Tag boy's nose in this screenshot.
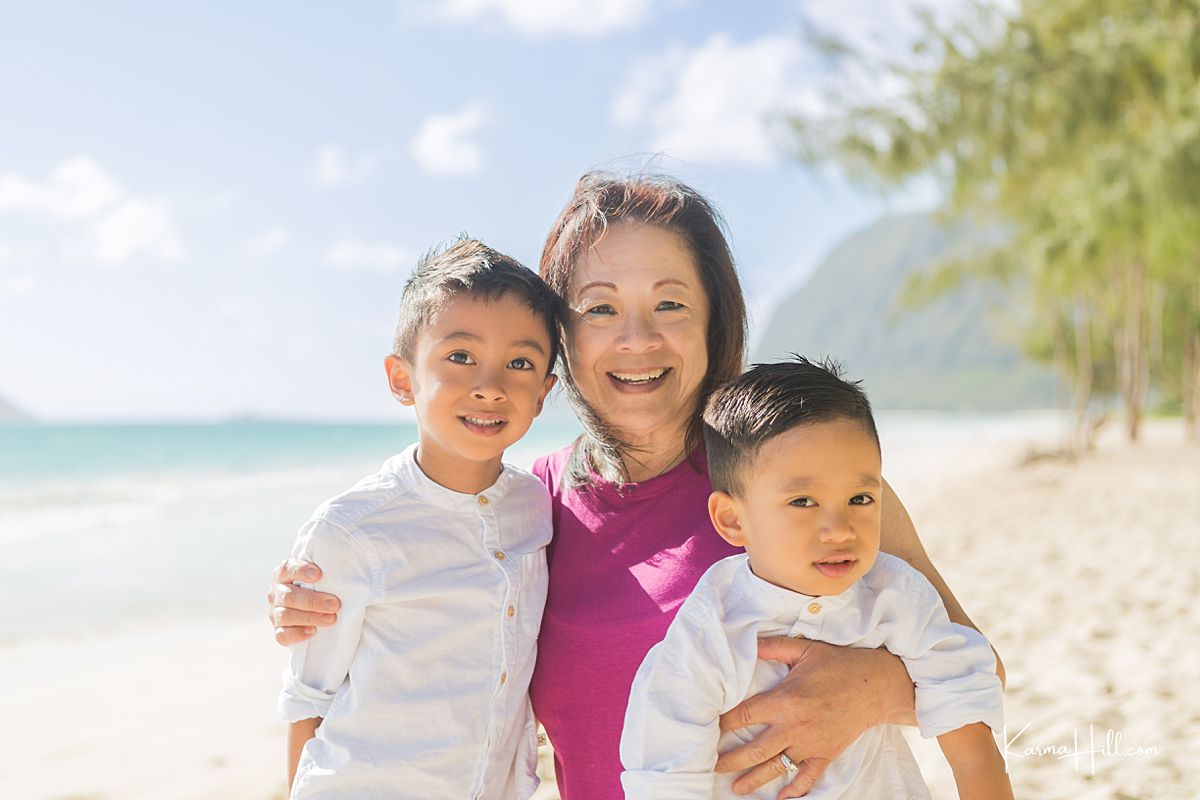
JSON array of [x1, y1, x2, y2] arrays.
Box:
[[819, 512, 855, 542], [472, 385, 507, 402]]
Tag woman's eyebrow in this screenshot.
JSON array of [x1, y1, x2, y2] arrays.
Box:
[[575, 280, 618, 295], [654, 278, 690, 290]]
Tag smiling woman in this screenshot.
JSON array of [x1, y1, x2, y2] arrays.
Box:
[[269, 171, 1002, 800]]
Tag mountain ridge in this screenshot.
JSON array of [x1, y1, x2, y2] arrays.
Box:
[[752, 212, 1056, 410]]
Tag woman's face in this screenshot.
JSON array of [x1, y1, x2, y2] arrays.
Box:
[[565, 221, 710, 445]]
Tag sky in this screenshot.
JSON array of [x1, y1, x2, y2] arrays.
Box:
[[0, 0, 952, 421]]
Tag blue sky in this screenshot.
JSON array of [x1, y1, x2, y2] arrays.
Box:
[[0, 0, 947, 421]]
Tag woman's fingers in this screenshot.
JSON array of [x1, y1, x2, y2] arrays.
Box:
[[274, 624, 316, 645], [270, 605, 337, 629], [778, 756, 829, 799], [714, 719, 790, 773], [723, 746, 790, 795], [272, 558, 323, 585], [268, 582, 341, 614]]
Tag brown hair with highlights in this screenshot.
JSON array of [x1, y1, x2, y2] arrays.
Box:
[[539, 171, 747, 486]]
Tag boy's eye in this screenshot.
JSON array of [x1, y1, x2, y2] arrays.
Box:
[[583, 304, 615, 316], [447, 351, 475, 365], [850, 494, 875, 506], [656, 300, 684, 311], [508, 357, 535, 371], [789, 497, 816, 508]]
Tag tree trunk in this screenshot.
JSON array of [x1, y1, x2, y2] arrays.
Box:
[[1117, 260, 1149, 442], [1187, 281, 1200, 444], [1072, 291, 1094, 455]]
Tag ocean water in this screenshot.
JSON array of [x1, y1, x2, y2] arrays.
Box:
[[0, 411, 1062, 642]]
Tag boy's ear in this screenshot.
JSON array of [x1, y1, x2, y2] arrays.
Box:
[[384, 355, 415, 406], [708, 490, 746, 547], [534, 373, 558, 416]]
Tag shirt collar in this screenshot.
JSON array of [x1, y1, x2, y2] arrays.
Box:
[[731, 554, 861, 625], [384, 443, 516, 512]]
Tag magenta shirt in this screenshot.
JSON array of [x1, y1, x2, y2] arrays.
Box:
[[529, 444, 742, 800]]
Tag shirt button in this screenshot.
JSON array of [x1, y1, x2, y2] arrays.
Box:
[[507, 605, 515, 617], [499, 671, 507, 685], [807, 602, 822, 615], [493, 550, 506, 561], [478, 495, 489, 506]]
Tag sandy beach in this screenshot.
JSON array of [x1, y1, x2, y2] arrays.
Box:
[[3, 418, 1196, 800]]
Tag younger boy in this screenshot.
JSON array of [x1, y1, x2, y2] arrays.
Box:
[[620, 358, 1013, 800], [278, 239, 560, 800]]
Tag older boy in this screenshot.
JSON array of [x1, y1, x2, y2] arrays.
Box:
[[620, 358, 1012, 800], [279, 239, 560, 799]]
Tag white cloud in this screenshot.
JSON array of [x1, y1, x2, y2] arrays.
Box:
[[410, 102, 488, 175], [437, 0, 658, 37], [612, 34, 823, 167], [314, 145, 389, 186], [0, 157, 124, 220], [239, 227, 291, 259], [0, 157, 184, 266], [0, 274, 35, 297], [325, 239, 413, 271], [73, 199, 184, 266]]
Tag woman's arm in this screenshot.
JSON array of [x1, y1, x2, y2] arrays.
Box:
[[878, 479, 1005, 685], [268, 558, 342, 645], [715, 479, 1004, 796]]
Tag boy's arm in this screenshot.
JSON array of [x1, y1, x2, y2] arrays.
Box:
[[938, 723, 1015, 800], [287, 717, 321, 791], [277, 518, 373, 777], [891, 561, 1011, 796], [879, 478, 1006, 685], [620, 602, 734, 800]]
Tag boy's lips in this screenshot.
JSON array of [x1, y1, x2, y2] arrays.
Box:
[[459, 414, 508, 436], [813, 551, 857, 579]]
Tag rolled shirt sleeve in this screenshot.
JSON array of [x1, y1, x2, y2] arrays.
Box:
[[277, 516, 376, 723], [620, 601, 734, 800], [897, 569, 1004, 738]]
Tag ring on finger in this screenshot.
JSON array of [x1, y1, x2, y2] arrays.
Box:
[[778, 753, 798, 774]]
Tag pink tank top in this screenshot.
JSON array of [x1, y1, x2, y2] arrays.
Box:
[[529, 444, 742, 800]]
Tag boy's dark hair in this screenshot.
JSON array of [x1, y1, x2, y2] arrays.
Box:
[[702, 356, 880, 496], [392, 237, 563, 373]]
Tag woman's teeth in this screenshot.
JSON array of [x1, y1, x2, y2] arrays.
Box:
[[610, 368, 668, 385], [463, 416, 504, 426]]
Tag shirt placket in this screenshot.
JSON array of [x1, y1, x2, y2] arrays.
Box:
[[473, 490, 514, 799]]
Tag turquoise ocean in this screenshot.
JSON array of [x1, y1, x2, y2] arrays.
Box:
[[0, 411, 1061, 643]]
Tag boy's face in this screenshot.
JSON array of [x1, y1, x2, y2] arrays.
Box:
[[708, 418, 883, 597], [385, 292, 556, 487]]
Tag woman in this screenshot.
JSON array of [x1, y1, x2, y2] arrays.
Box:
[[269, 172, 1004, 799]]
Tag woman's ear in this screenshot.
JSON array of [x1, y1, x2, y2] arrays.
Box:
[[708, 490, 747, 547], [384, 355, 415, 406]]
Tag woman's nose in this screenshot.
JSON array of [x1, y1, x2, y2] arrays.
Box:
[[616, 312, 662, 353]]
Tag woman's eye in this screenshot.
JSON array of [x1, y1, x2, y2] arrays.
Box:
[[656, 300, 684, 311], [508, 357, 535, 371], [789, 497, 816, 508], [850, 494, 875, 506], [584, 304, 615, 316], [448, 351, 474, 365]]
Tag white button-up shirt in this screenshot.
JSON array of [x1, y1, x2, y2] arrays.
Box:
[[278, 444, 551, 800], [620, 553, 1004, 800]]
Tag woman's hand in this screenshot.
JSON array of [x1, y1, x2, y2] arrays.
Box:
[[716, 637, 916, 798], [268, 559, 342, 644]]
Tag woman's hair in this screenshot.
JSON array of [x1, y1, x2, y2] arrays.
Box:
[[539, 171, 747, 486]]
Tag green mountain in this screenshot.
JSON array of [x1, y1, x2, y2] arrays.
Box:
[[752, 213, 1057, 410]]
